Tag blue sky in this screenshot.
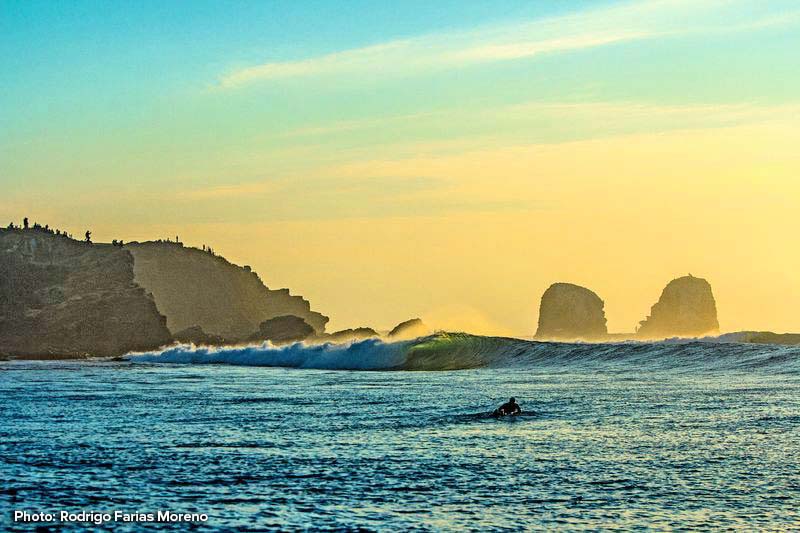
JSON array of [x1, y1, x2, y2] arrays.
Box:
[[2, 0, 800, 333]]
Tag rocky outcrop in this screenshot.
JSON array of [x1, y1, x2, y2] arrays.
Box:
[[534, 283, 607, 341], [322, 327, 379, 343], [0, 229, 172, 357], [173, 325, 228, 346], [388, 318, 430, 340], [637, 275, 719, 339], [248, 315, 314, 344], [126, 242, 328, 341]]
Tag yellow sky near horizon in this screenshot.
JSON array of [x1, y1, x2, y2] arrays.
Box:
[[63, 116, 799, 336]]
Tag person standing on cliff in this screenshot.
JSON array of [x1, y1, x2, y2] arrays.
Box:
[[85, 230, 92, 243], [23, 217, 28, 229]]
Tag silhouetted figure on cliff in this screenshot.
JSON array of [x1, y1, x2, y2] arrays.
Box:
[[23, 217, 28, 229], [85, 230, 92, 244]]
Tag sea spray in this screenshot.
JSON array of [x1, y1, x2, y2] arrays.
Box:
[[128, 332, 800, 373], [128, 337, 410, 370]]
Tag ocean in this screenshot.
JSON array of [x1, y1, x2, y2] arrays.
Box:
[[2, 334, 799, 531]]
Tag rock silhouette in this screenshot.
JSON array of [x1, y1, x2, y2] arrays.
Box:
[[248, 315, 314, 344], [534, 283, 607, 341], [637, 275, 719, 339], [173, 325, 228, 346], [323, 327, 380, 343], [0, 229, 171, 357], [126, 241, 328, 341], [388, 318, 430, 340]]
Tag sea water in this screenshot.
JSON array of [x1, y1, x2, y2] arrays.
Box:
[[1, 337, 799, 531]]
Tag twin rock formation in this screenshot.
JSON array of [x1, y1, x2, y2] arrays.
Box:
[[535, 275, 719, 341]]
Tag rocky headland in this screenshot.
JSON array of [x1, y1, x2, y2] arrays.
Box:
[[0, 228, 171, 357], [0, 226, 328, 357], [127, 241, 328, 341]]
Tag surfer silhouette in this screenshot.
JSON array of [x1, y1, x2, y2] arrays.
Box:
[[494, 397, 521, 417]]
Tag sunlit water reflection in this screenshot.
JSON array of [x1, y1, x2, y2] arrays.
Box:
[[1, 359, 799, 530]]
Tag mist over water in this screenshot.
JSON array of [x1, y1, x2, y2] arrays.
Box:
[[2, 338, 799, 530]]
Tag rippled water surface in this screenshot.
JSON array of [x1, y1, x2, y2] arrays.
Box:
[[2, 358, 799, 530]]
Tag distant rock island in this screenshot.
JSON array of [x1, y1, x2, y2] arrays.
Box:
[[636, 275, 719, 340], [534, 283, 608, 341], [0, 224, 328, 358], [534, 275, 721, 342]]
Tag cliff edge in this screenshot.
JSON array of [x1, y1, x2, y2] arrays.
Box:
[[0, 229, 172, 357]]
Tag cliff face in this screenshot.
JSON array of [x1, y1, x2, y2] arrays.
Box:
[[0, 230, 172, 357], [126, 242, 328, 340], [534, 283, 607, 341], [637, 275, 719, 339]]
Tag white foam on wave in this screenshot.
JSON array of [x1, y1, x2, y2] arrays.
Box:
[[127, 333, 800, 373], [128, 338, 409, 370]]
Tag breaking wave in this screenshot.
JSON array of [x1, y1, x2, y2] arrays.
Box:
[[128, 332, 800, 373], [128, 337, 409, 370]]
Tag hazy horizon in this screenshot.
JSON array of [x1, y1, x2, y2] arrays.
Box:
[[3, 0, 800, 335]]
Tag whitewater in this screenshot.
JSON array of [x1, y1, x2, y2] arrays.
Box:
[[128, 332, 800, 374], [2, 335, 799, 530]]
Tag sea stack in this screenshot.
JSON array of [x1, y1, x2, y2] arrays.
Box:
[[534, 283, 608, 341], [637, 275, 719, 339]]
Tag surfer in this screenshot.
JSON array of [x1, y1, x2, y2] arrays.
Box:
[[493, 397, 521, 417]]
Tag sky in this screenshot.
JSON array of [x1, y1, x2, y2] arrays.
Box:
[[2, 0, 800, 335]]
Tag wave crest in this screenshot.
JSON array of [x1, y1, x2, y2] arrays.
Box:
[[128, 332, 800, 373], [128, 337, 409, 370]]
